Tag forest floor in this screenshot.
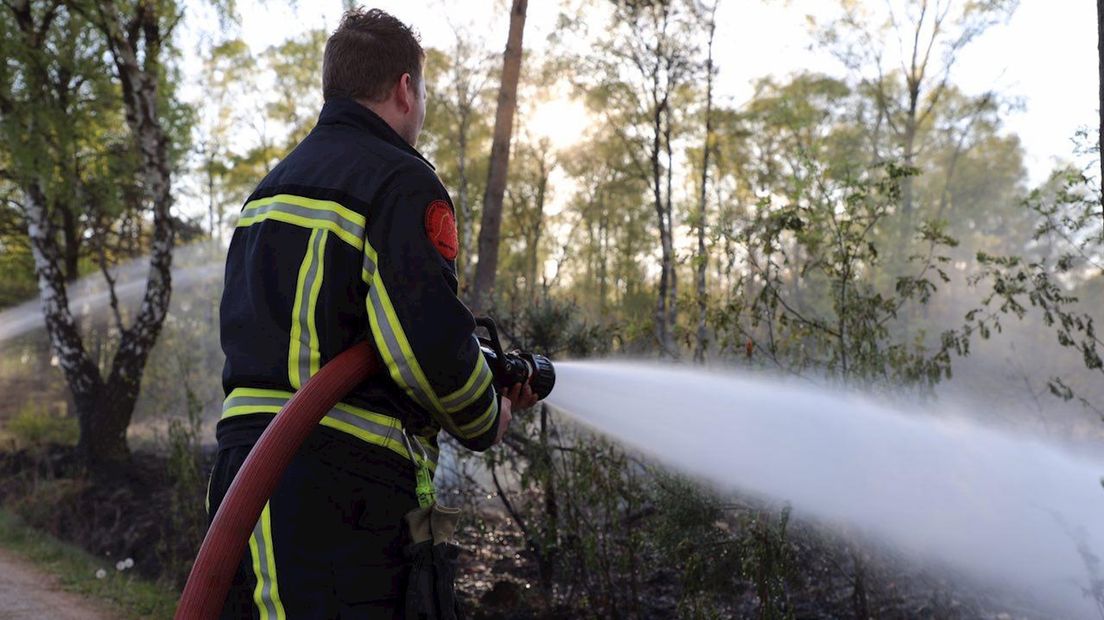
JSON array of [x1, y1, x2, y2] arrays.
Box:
[[0, 443, 1074, 620]]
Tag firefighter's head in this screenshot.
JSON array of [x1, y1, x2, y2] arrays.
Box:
[[323, 8, 427, 147]]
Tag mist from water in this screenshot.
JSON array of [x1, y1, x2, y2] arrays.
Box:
[[548, 361, 1104, 618], [0, 241, 225, 345]]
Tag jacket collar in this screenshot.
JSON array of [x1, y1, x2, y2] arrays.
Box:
[[316, 98, 435, 170]]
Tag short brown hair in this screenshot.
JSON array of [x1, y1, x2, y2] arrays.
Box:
[[322, 8, 424, 103]]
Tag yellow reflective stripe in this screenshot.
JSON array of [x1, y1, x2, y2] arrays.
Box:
[[248, 529, 264, 618], [368, 282, 440, 409], [363, 245, 444, 413], [262, 504, 285, 617], [362, 239, 495, 438], [319, 417, 404, 457], [227, 387, 293, 400], [456, 397, 498, 439], [288, 229, 325, 389], [363, 243, 436, 408], [440, 357, 493, 413], [221, 388, 437, 472], [251, 503, 285, 619], [239, 194, 364, 249], [224, 404, 283, 417]]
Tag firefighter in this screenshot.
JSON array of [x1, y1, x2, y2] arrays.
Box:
[[206, 8, 538, 619]]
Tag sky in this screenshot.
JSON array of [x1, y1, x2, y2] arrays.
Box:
[[180, 0, 1098, 189]]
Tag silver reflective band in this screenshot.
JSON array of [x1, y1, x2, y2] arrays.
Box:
[[242, 200, 364, 240]]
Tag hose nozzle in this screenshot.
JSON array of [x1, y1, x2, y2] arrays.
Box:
[[475, 316, 556, 400]]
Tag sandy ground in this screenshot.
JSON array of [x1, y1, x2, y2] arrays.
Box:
[[0, 548, 114, 620]]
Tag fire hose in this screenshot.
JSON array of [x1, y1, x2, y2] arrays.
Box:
[[175, 318, 554, 619]]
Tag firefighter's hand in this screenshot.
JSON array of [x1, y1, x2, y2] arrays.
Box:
[[493, 383, 536, 445], [503, 382, 538, 410], [494, 396, 513, 445]]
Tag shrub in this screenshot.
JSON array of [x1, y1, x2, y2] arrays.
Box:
[[6, 402, 78, 449]]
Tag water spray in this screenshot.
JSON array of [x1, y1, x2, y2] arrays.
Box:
[[175, 317, 555, 619]]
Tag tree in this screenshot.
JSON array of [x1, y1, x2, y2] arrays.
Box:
[[422, 39, 495, 284], [262, 29, 326, 151], [572, 0, 700, 356], [967, 162, 1104, 416], [692, 0, 718, 363], [715, 161, 963, 393], [815, 0, 1018, 223], [498, 134, 554, 307], [1098, 0, 1103, 216], [471, 0, 528, 311], [0, 0, 190, 470], [193, 38, 254, 238], [558, 129, 652, 327]]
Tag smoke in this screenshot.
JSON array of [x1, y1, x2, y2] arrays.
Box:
[[549, 360, 1104, 618]]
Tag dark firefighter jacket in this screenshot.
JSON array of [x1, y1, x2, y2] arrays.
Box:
[[218, 97, 500, 475]]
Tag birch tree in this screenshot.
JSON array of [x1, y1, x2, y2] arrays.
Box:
[[1, 0, 190, 470]]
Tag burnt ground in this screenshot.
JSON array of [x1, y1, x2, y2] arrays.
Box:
[[0, 444, 1075, 619]]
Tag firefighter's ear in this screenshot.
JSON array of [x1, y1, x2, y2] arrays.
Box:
[[395, 73, 414, 114]]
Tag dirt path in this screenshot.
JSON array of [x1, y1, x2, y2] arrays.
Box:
[[0, 548, 114, 620]]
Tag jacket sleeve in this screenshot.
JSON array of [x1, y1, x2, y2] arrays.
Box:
[[361, 164, 499, 452]]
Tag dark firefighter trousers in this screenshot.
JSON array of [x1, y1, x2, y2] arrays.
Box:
[[206, 423, 419, 620]]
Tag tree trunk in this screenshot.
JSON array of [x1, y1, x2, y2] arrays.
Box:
[[470, 0, 528, 312], [694, 4, 717, 364], [1098, 0, 1103, 220], [78, 0, 177, 470], [60, 205, 82, 281], [456, 105, 473, 281], [527, 146, 549, 299], [662, 94, 678, 354], [652, 82, 674, 355], [24, 183, 102, 400], [902, 87, 919, 219], [77, 385, 135, 470]]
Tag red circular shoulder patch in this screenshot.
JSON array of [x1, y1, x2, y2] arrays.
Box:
[[424, 199, 459, 261]]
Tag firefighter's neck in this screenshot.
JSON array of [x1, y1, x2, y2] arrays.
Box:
[[357, 81, 420, 148]]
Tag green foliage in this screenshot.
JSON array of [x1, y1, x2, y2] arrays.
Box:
[[712, 160, 965, 393], [739, 507, 796, 620], [157, 372, 207, 588], [498, 296, 616, 359], [967, 164, 1104, 415], [650, 474, 743, 618], [6, 403, 79, 450]]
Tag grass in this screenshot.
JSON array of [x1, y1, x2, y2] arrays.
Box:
[[0, 508, 178, 619]]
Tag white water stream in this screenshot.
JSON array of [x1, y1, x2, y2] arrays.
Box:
[[2, 247, 1103, 617], [548, 361, 1104, 618]]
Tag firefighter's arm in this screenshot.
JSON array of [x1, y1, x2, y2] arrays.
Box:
[[362, 165, 500, 451]]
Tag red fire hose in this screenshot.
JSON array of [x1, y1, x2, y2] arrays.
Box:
[[175, 341, 382, 619]]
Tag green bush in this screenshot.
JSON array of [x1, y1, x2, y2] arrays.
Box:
[[6, 402, 78, 449]]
